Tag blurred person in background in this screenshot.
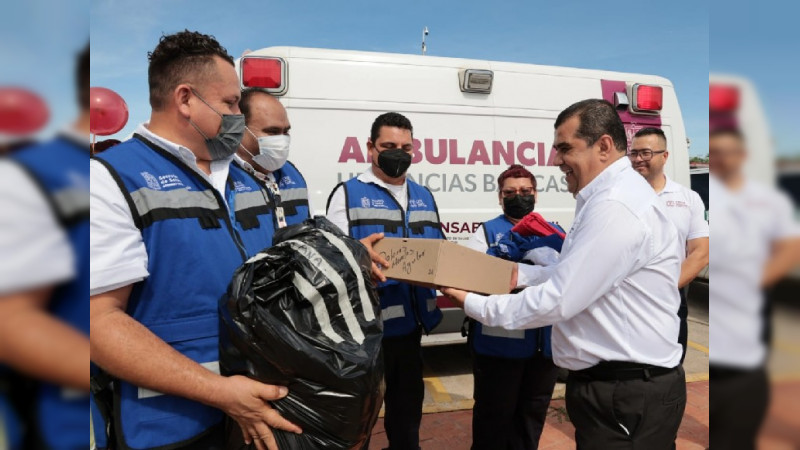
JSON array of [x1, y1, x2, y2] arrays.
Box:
[[0, 45, 90, 450], [708, 127, 800, 450], [236, 88, 310, 227], [630, 127, 709, 363], [465, 164, 562, 450], [89, 30, 301, 450]]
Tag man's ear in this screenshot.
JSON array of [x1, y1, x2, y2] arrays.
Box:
[[367, 139, 376, 163], [663, 151, 670, 164], [596, 134, 615, 162], [174, 84, 193, 119]]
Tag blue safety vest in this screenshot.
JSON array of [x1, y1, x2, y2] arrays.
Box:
[[9, 135, 90, 449], [92, 134, 275, 449], [273, 160, 311, 226], [331, 176, 444, 337], [471, 215, 554, 359]]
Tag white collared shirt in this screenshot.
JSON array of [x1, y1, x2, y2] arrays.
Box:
[[464, 157, 683, 370], [89, 123, 235, 296], [657, 175, 709, 260], [0, 129, 88, 294], [326, 166, 407, 234], [710, 176, 800, 368]]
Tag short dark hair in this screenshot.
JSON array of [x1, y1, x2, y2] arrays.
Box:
[[709, 127, 743, 141], [633, 127, 667, 147], [239, 88, 269, 123], [77, 43, 89, 110], [554, 99, 627, 152], [147, 30, 234, 110], [370, 112, 413, 144], [497, 164, 536, 190]]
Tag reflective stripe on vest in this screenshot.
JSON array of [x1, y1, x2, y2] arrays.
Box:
[[274, 161, 310, 224]]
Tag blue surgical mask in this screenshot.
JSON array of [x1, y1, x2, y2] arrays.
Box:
[[188, 88, 245, 161]]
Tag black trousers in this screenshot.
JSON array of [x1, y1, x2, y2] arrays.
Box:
[[565, 364, 686, 450], [381, 328, 424, 450], [709, 364, 769, 450], [471, 352, 559, 450], [677, 288, 688, 363]]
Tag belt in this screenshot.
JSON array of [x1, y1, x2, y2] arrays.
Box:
[[572, 361, 678, 382]]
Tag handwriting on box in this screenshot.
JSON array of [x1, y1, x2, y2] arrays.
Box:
[[379, 246, 433, 276]]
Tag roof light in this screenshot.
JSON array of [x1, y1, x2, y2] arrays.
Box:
[[240, 57, 287, 94], [631, 84, 663, 113], [709, 84, 739, 112], [459, 69, 493, 94]]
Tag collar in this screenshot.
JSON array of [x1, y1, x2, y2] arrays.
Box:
[[357, 166, 407, 190], [59, 125, 90, 150], [135, 122, 235, 177], [233, 154, 272, 182], [659, 175, 682, 195], [576, 156, 631, 213]]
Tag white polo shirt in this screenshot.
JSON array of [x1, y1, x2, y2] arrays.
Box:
[[658, 175, 709, 259], [326, 166, 407, 235], [464, 157, 683, 370], [710, 176, 800, 368], [89, 124, 235, 296]]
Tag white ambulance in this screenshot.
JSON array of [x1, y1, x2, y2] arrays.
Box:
[[237, 47, 691, 337]]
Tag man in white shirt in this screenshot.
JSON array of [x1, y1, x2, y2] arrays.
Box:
[[89, 31, 300, 449], [708, 127, 800, 449], [630, 127, 709, 362], [443, 99, 686, 449]]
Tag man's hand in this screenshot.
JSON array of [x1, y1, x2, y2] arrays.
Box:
[[212, 375, 302, 450], [360, 232, 390, 283], [440, 287, 469, 308]]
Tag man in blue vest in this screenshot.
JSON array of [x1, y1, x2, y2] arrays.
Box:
[[89, 30, 302, 450], [236, 88, 310, 228], [465, 164, 561, 450], [0, 44, 90, 450], [327, 112, 444, 450]]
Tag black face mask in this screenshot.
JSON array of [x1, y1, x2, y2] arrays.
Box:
[[377, 149, 412, 178], [503, 194, 535, 219]]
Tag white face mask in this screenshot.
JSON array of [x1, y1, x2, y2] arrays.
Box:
[[241, 128, 291, 172]]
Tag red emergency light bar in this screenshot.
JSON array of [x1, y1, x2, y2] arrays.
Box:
[[241, 57, 286, 94], [709, 84, 739, 112], [631, 84, 663, 113]]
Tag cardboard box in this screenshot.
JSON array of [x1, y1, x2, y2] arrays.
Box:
[[372, 238, 515, 295]]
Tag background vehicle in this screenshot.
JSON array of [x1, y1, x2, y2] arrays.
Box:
[[238, 47, 692, 340]]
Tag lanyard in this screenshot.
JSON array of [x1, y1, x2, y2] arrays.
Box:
[[265, 181, 288, 229]]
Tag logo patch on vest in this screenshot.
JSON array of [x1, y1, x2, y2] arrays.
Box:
[[361, 197, 370, 208], [371, 199, 387, 209], [280, 176, 295, 186], [158, 174, 184, 189], [140, 171, 161, 190], [495, 232, 505, 242], [233, 181, 252, 192], [409, 199, 427, 208]]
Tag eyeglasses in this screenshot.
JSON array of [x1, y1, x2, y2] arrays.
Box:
[[500, 187, 535, 198], [627, 149, 666, 161]]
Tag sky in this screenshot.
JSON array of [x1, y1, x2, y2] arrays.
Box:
[[710, 0, 800, 158], [85, 0, 712, 156]]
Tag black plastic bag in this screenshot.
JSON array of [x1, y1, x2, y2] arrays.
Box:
[[220, 217, 384, 449]]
